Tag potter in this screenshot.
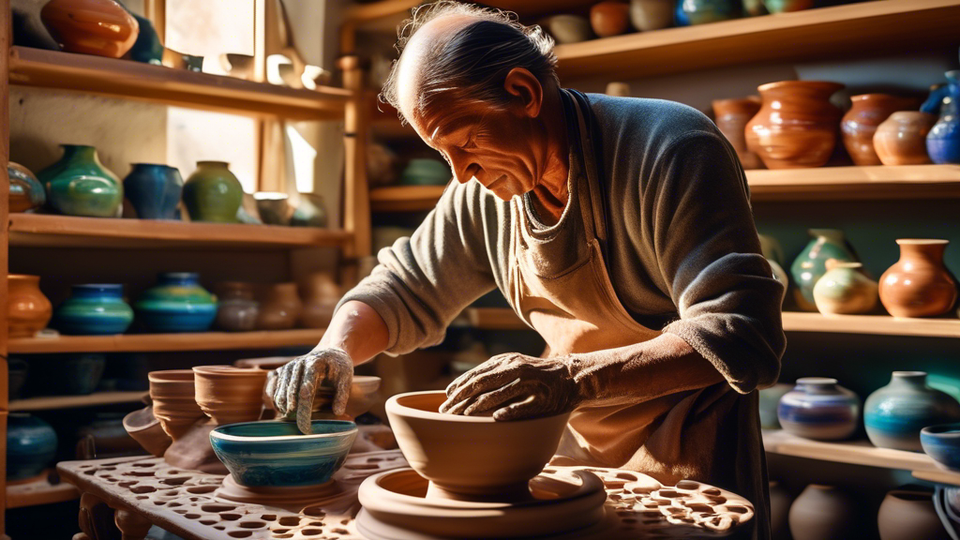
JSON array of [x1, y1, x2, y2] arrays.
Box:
[[269, 3, 784, 539]]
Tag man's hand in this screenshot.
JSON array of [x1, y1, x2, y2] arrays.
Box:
[[265, 348, 353, 434], [440, 352, 581, 421]]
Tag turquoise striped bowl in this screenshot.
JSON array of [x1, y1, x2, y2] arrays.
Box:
[[210, 420, 357, 487]]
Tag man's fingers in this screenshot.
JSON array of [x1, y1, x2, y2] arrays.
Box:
[[273, 364, 292, 417], [330, 353, 353, 416], [297, 358, 322, 434], [492, 394, 542, 422], [284, 358, 306, 421], [444, 367, 520, 409], [463, 380, 528, 416], [445, 357, 507, 396]]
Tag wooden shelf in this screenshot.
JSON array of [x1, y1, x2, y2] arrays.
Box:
[[370, 185, 448, 212], [748, 165, 960, 201], [9, 214, 352, 250], [781, 312, 960, 339], [8, 47, 351, 120], [9, 391, 147, 412], [8, 329, 326, 354], [6, 475, 80, 509]]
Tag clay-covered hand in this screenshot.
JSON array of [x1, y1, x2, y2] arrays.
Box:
[[439, 352, 581, 421], [265, 348, 353, 434]]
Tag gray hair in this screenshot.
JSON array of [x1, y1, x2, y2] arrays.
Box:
[[379, 1, 559, 122]]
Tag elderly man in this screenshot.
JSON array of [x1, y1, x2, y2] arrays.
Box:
[[267, 2, 784, 538]]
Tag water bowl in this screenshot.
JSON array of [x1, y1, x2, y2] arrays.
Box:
[[921, 423, 960, 470]]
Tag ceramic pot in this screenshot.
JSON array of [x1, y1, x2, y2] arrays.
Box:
[[682, 0, 740, 25], [135, 272, 218, 333], [148, 369, 205, 441], [215, 282, 259, 332], [927, 71, 960, 165], [8, 274, 52, 338], [256, 283, 302, 330], [52, 353, 106, 395], [879, 239, 957, 318], [865, 371, 960, 452], [790, 228, 857, 311], [126, 12, 163, 64], [299, 273, 340, 329], [921, 424, 960, 471], [8, 162, 46, 213], [290, 193, 328, 228], [400, 159, 451, 186], [788, 484, 860, 540], [7, 414, 58, 481], [674, 1, 690, 26], [8, 359, 28, 401], [778, 377, 860, 440], [193, 366, 268, 426], [759, 383, 792, 429], [769, 480, 793, 540], [37, 145, 123, 218], [758, 233, 785, 267], [762, 0, 814, 13], [254, 192, 293, 226], [182, 161, 244, 223], [40, 0, 139, 58], [922, 83, 949, 116], [742, 0, 766, 16], [630, 0, 674, 31], [122, 164, 183, 220], [540, 15, 593, 44], [878, 489, 951, 540], [54, 284, 133, 335], [745, 81, 845, 169], [841, 94, 919, 166], [875, 112, 937, 166], [122, 406, 172, 457], [591, 1, 631, 37], [813, 261, 878, 315], [713, 96, 765, 169]]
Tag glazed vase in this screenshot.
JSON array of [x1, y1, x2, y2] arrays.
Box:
[[927, 71, 960, 165], [122, 164, 183, 220], [841, 94, 918, 166], [299, 273, 341, 329], [257, 283, 302, 330], [590, 1, 631, 37], [879, 239, 957, 318], [745, 81, 845, 169], [540, 15, 593, 45], [712, 97, 765, 169], [769, 480, 793, 540], [759, 383, 792, 429], [674, 1, 690, 26], [8, 162, 46, 213], [193, 365, 268, 425], [40, 0, 139, 58], [762, 0, 814, 13], [874, 112, 937, 166], [790, 228, 857, 311], [7, 414, 58, 481], [254, 192, 293, 226], [864, 371, 960, 452], [134, 273, 218, 333], [812, 261, 878, 315], [878, 489, 951, 540], [629, 0, 674, 31], [148, 369, 205, 441], [758, 233, 785, 267], [215, 282, 259, 332], [742, 0, 766, 16], [54, 284, 134, 335], [8, 274, 52, 338], [290, 193, 328, 228], [51, 354, 106, 395], [922, 83, 949, 116], [788, 484, 860, 540], [126, 12, 163, 65], [182, 161, 244, 223], [681, 0, 740, 25], [37, 145, 123, 218], [777, 377, 860, 440]]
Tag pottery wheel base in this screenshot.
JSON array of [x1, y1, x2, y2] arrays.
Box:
[[216, 475, 355, 513]]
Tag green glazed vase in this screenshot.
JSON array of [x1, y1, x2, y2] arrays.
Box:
[[134, 272, 218, 332], [37, 145, 123, 218], [54, 284, 134, 335], [790, 228, 856, 311], [182, 161, 244, 223]]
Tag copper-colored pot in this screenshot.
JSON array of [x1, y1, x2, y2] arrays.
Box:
[[257, 283, 303, 330], [590, 1, 631, 38], [712, 96, 764, 170], [841, 94, 918, 166], [148, 370, 204, 441], [879, 239, 958, 318], [874, 112, 937, 166], [193, 365, 268, 426], [41, 0, 139, 58], [8, 274, 52, 338]]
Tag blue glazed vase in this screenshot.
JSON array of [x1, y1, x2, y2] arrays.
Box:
[[134, 273, 218, 333], [777, 377, 860, 440], [927, 71, 960, 165], [8, 162, 46, 213], [54, 284, 134, 335], [681, 0, 740, 25], [865, 371, 960, 452], [790, 228, 857, 311], [37, 145, 123, 218], [123, 164, 183, 220], [921, 424, 960, 470], [126, 13, 163, 65], [7, 413, 58, 481]]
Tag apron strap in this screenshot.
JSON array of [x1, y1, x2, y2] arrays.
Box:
[[564, 89, 610, 259]]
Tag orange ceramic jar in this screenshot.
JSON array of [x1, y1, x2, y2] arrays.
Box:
[[8, 274, 52, 338], [41, 0, 139, 58]]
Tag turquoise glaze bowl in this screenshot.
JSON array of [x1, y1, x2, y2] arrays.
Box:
[[134, 273, 218, 333], [921, 424, 960, 470], [865, 371, 960, 452], [210, 420, 357, 487], [54, 284, 134, 335]]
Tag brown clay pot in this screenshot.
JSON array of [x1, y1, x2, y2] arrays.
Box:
[[879, 239, 958, 318], [788, 484, 860, 540], [874, 112, 938, 166], [745, 80, 845, 169], [256, 282, 303, 330], [148, 370, 205, 441], [122, 406, 171, 457], [841, 94, 918, 166], [40, 0, 139, 58], [877, 489, 951, 540], [193, 365, 268, 426], [712, 96, 765, 170], [769, 480, 793, 540], [590, 1, 631, 38], [8, 274, 52, 338], [215, 282, 259, 332], [299, 273, 341, 329]]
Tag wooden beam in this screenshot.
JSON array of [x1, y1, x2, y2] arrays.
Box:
[[1, 0, 11, 529]]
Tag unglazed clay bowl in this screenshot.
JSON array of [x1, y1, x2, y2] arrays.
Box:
[[209, 420, 357, 487], [193, 365, 268, 426], [385, 391, 571, 499], [921, 424, 960, 471], [122, 406, 172, 457], [311, 376, 382, 419]]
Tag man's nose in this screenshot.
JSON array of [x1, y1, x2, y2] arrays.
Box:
[[449, 152, 479, 185]]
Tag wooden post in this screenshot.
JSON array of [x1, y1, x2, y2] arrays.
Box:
[[338, 55, 371, 274], [143, 0, 166, 44], [0, 0, 11, 531]]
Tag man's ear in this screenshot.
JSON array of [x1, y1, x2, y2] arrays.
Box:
[[504, 67, 543, 118]]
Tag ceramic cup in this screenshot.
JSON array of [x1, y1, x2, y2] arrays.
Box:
[[193, 365, 268, 426], [921, 424, 960, 471], [148, 369, 205, 441]]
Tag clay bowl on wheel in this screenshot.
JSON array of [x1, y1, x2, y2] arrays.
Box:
[[385, 390, 571, 500]]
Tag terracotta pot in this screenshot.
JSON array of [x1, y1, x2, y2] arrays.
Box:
[[8, 274, 52, 338], [193, 365, 268, 426], [875, 112, 937, 166], [789, 484, 860, 540], [769, 480, 793, 540], [878, 489, 951, 540], [713, 96, 765, 169], [148, 370, 204, 441], [256, 283, 302, 330], [8, 162, 46, 213], [841, 94, 918, 166], [40, 0, 139, 58], [541, 15, 593, 44], [122, 406, 171, 457], [215, 282, 259, 332], [745, 80, 845, 169], [629, 0, 674, 31], [813, 261, 878, 315], [299, 273, 341, 329], [879, 239, 958, 318], [590, 1, 631, 38]]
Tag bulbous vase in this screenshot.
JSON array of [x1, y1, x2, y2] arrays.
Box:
[[681, 0, 740, 25], [762, 0, 814, 13], [813, 261, 878, 315], [37, 145, 123, 218], [8, 274, 52, 338], [629, 0, 674, 31], [788, 484, 860, 540], [790, 228, 856, 311], [841, 94, 918, 166], [778, 377, 860, 440], [8, 162, 46, 213], [182, 161, 244, 223], [874, 112, 937, 166], [40, 0, 139, 58], [877, 489, 952, 540], [123, 164, 183, 220], [215, 282, 259, 332], [134, 273, 218, 333], [879, 239, 957, 318], [7, 414, 58, 481], [257, 283, 302, 330], [865, 371, 960, 452], [54, 284, 134, 335], [590, 1, 631, 37], [927, 70, 960, 165], [713, 96, 765, 169]]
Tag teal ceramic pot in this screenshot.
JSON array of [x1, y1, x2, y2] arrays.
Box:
[[758, 233, 785, 267], [760, 383, 792, 429], [681, 0, 740, 25], [182, 161, 244, 223], [210, 420, 357, 487], [126, 13, 163, 64], [762, 0, 814, 13], [54, 284, 134, 335], [865, 371, 960, 452], [399, 159, 451, 186], [123, 164, 183, 220], [8, 162, 46, 213], [7, 413, 58, 481], [777, 377, 860, 440], [927, 71, 960, 165], [790, 228, 856, 311], [52, 354, 106, 395], [921, 424, 960, 470], [38, 145, 123, 218], [135, 272, 217, 333]]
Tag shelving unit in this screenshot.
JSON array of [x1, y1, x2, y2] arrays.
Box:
[[9, 392, 147, 412], [370, 185, 448, 212], [8, 329, 328, 354], [6, 475, 80, 509]]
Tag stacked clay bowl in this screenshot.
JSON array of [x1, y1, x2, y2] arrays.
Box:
[[148, 370, 205, 440], [312, 376, 382, 419], [193, 365, 268, 426]]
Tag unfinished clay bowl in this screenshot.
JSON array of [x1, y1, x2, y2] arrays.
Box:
[[122, 405, 172, 457], [193, 365, 268, 426], [386, 391, 570, 499], [310, 376, 382, 420], [148, 369, 205, 441]]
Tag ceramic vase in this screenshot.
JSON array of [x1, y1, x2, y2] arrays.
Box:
[[52, 354, 106, 395], [674, 1, 690, 26], [742, 0, 766, 16], [712, 97, 765, 169], [148, 369, 205, 441], [37, 145, 123, 218], [927, 71, 960, 165], [759, 383, 792, 429], [54, 284, 134, 335], [7, 414, 58, 481], [540, 15, 593, 44], [878, 489, 951, 540], [257, 283, 302, 330], [874, 112, 937, 166], [299, 273, 340, 329], [790, 228, 857, 311], [778, 378, 860, 440], [400, 159, 451, 186], [8, 359, 28, 401], [629, 0, 674, 31], [40, 0, 139, 58], [788, 484, 860, 540], [135, 273, 218, 333], [879, 239, 957, 318], [215, 282, 259, 332], [193, 365, 268, 425], [254, 192, 293, 226], [126, 12, 163, 64], [122, 164, 183, 220], [182, 161, 244, 223], [762, 0, 815, 13], [841, 94, 918, 166], [682, 0, 740, 25], [864, 371, 960, 452], [8, 274, 52, 338], [922, 83, 949, 116], [745, 81, 845, 169], [769, 480, 793, 540], [591, 1, 631, 37], [813, 261, 878, 315], [8, 162, 46, 213], [290, 193, 328, 228]]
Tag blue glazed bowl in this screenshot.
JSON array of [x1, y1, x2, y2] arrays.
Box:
[[921, 424, 960, 470], [210, 420, 357, 487]]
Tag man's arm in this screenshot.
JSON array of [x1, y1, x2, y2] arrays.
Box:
[[315, 300, 389, 365]]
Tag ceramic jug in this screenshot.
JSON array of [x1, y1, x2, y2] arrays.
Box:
[[841, 94, 918, 166], [8, 162, 46, 213], [877, 489, 952, 540], [629, 0, 674, 31], [215, 282, 259, 332], [778, 378, 860, 440], [8, 274, 52, 338], [927, 70, 960, 165], [123, 164, 183, 220], [257, 282, 303, 330], [41, 0, 139, 58], [788, 484, 860, 540], [790, 228, 857, 311], [812, 261, 878, 315], [135, 272, 218, 333], [54, 284, 134, 335], [874, 112, 937, 166], [879, 239, 957, 318], [7, 414, 58, 481], [590, 1, 631, 37], [182, 161, 244, 223], [864, 371, 960, 452], [37, 145, 123, 218], [712, 97, 765, 169]]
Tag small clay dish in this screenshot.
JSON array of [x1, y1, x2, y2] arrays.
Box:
[[921, 424, 960, 470], [122, 406, 172, 457]]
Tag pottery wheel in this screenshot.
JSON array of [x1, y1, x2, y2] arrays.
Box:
[[216, 475, 355, 513]]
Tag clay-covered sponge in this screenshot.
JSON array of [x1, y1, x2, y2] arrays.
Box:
[[210, 420, 357, 487], [921, 424, 960, 471]]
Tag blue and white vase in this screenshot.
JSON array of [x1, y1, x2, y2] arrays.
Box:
[[927, 70, 960, 165], [778, 377, 860, 440], [865, 371, 960, 452]]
